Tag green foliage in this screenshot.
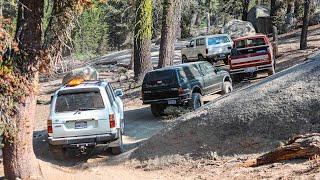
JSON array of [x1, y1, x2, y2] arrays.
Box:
[[72, 4, 109, 55], [106, 0, 132, 50], [135, 0, 153, 39], [0, 18, 32, 137]]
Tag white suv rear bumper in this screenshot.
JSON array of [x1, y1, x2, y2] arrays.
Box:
[[48, 133, 117, 146]]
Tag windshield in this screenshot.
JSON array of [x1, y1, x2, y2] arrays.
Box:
[[208, 36, 230, 45], [55, 89, 105, 113], [143, 70, 177, 87]]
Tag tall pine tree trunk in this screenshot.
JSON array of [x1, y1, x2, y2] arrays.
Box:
[[158, 0, 176, 68], [3, 0, 43, 179], [300, 0, 310, 50], [134, 0, 153, 81]]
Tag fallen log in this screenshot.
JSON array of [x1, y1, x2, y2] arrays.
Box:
[[244, 133, 320, 167]]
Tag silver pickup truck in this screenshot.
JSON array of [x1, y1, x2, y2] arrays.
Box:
[[181, 34, 233, 65]]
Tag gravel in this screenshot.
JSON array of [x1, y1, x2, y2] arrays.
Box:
[[131, 54, 320, 161]]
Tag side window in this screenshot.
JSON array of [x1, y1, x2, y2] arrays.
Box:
[[183, 65, 201, 80], [199, 63, 214, 74], [190, 40, 195, 47], [196, 38, 205, 46], [204, 63, 215, 73], [179, 69, 187, 82], [105, 85, 115, 104]]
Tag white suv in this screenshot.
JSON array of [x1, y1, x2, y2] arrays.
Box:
[[181, 34, 233, 65], [47, 80, 124, 159]]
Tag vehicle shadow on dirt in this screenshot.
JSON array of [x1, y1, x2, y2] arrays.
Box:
[[32, 106, 165, 167]]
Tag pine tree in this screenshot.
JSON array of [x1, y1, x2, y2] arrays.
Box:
[[300, 0, 310, 50], [133, 0, 153, 81], [158, 0, 177, 68]]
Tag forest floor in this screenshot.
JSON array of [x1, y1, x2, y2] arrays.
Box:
[[0, 25, 319, 179]]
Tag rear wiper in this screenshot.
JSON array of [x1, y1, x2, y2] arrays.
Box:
[[78, 108, 98, 111]]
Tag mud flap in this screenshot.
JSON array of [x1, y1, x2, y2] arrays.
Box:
[[108, 128, 122, 148]]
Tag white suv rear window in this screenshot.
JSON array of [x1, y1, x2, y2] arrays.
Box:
[[55, 88, 105, 113]]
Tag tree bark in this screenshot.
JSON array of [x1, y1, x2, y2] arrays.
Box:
[[41, 0, 83, 72], [300, 0, 310, 50], [3, 0, 43, 179], [242, 0, 250, 21], [134, 0, 153, 81], [244, 133, 320, 167], [158, 0, 176, 68]]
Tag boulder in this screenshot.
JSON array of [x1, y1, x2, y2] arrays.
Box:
[[221, 19, 256, 39], [62, 67, 99, 85]]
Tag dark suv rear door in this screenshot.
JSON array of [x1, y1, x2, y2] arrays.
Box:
[[199, 62, 221, 94], [142, 69, 180, 102]]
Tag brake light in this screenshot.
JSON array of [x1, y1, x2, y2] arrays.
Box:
[[178, 87, 185, 95], [109, 114, 116, 128], [206, 48, 208, 54], [47, 119, 53, 134]]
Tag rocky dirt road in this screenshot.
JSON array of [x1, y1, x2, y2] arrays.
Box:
[[0, 25, 319, 179]]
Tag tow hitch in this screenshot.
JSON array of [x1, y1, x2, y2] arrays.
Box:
[[67, 143, 96, 154]]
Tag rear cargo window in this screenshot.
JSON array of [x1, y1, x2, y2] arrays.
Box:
[[143, 70, 177, 87], [55, 89, 105, 113], [208, 36, 230, 45]]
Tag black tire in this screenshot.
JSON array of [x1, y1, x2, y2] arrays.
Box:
[[49, 144, 66, 160], [223, 58, 229, 65], [231, 74, 242, 83], [150, 104, 165, 117], [268, 66, 275, 76], [182, 55, 188, 63], [188, 93, 203, 110], [111, 129, 123, 155], [221, 81, 233, 95], [198, 54, 205, 61]]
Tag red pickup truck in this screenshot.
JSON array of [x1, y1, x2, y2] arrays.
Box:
[[229, 35, 275, 81]]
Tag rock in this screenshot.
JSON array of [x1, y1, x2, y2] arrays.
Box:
[[247, 5, 272, 35], [62, 67, 99, 85], [221, 19, 256, 39]]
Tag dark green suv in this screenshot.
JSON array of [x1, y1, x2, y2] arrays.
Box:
[[142, 61, 233, 117]]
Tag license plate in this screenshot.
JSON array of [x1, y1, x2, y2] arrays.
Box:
[[75, 121, 87, 129], [168, 100, 177, 105], [245, 67, 257, 73]]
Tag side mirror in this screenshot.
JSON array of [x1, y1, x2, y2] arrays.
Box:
[[114, 89, 124, 97], [215, 67, 222, 73]]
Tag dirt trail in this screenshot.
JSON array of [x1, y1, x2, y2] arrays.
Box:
[[1, 26, 320, 179]]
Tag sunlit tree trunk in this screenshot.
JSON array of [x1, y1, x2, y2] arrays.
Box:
[[3, 0, 44, 179], [134, 0, 153, 81]]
